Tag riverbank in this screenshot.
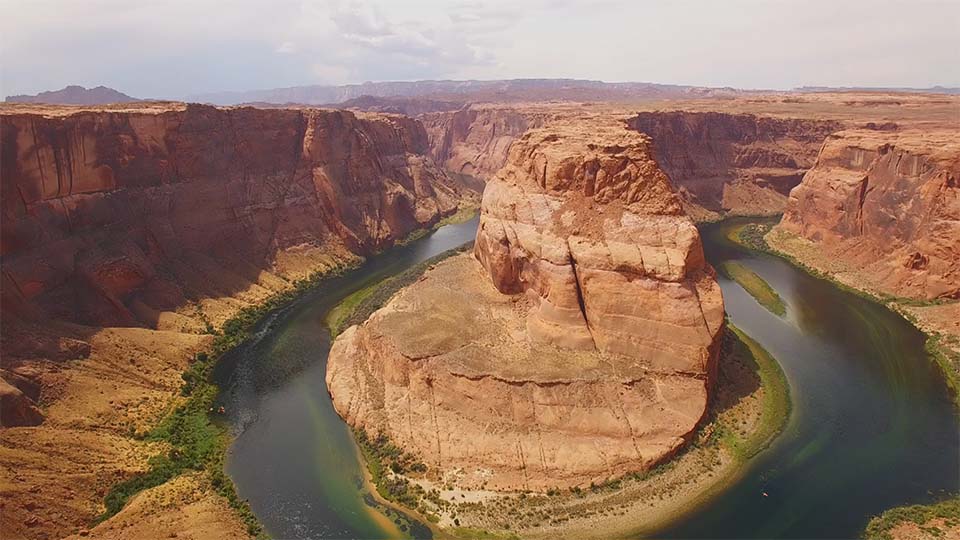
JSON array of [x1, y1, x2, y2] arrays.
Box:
[[325, 252, 791, 540], [729, 222, 960, 408], [721, 220, 960, 539], [89, 257, 364, 539], [83, 207, 488, 539]]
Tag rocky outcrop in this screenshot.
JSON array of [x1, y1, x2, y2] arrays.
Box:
[[0, 103, 472, 540], [628, 111, 840, 217], [777, 129, 960, 300], [1, 104, 468, 328], [327, 119, 723, 491], [422, 105, 551, 182]]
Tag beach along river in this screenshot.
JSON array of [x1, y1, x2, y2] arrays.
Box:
[[215, 216, 958, 539]]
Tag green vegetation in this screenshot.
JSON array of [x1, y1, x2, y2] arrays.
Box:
[[864, 497, 959, 540], [97, 261, 359, 537], [397, 206, 479, 246], [354, 429, 443, 523], [715, 326, 792, 461], [327, 241, 474, 336], [926, 334, 960, 407], [729, 222, 774, 251], [720, 261, 787, 317], [738, 222, 960, 409], [449, 527, 521, 540]]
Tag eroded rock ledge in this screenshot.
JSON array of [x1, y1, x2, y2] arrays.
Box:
[[776, 129, 960, 300], [327, 119, 724, 491]]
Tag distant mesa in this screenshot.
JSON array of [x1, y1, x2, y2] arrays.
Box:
[[4, 85, 140, 105]]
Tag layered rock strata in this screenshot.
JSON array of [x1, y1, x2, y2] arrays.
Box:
[[777, 129, 960, 300], [422, 105, 552, 182], [327, 119, 724, 491], [628, 111, 840, 217], [1, 104, 466, 328], [0, 103, 471, 539]]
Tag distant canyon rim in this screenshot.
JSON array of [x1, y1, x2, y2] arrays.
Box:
[[1, 87, 958, 540]]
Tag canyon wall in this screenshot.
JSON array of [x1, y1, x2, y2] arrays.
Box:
[[628, 111, 840, 218], [421, 105, 553, 182], [0, 103, 471, 539], [776, 129, 960, 300], [327, 119, 723, 491], [1, 104, 467, 329]]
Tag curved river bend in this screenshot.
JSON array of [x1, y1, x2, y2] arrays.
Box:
[[215, 216, 958, 539]]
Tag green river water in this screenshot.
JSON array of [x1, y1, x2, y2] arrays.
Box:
[[215, 216, 958, 539]]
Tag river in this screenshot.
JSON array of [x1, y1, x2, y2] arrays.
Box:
[[215, 216, 958, 539]]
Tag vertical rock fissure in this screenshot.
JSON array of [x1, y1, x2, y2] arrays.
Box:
[[856, 174, 870, 236], [566, 240, 596, 348]]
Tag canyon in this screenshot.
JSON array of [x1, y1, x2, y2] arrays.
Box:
[[0, 102, 473, 539], [326, 118, 724, 491], [1, 90, 958, 540]]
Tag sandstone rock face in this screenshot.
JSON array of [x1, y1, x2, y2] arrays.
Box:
[[0, 103, 472, 539], [778, 129, 960, 300], [1, 104, 467, 327], [422, 105, 549, 181], [628, 111, 840, 217], [327, 119, 723, 491]]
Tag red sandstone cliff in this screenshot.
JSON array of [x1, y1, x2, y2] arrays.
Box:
[[628, 111, 840, 218], [327, 118, 723, 491], [776, 129, 960, 300], [421, 105, 553, 182], [1, 104, 467, 329], [0, 103, 471, 539]]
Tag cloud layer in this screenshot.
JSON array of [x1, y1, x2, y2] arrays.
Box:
[[2, 0, 958, 99]]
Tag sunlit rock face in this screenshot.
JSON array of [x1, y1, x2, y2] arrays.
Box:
[[328, 118, 723, 491], [0, 105, 467, 327], [778, 129, 960, 300]]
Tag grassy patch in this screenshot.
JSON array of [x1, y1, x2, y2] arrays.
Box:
[[926, 335, 960, 407], [327, 241, 474, 336], [720, 261, 787, 317], [450, 527, 522, 540], [716, 326, 792, 461], [730, 222, 775, 251], [864, 496, 960, 540], [397, 206, 479, 246], [97, 262, 359, 537]]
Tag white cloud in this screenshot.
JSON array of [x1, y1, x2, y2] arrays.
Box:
[[276, 41, 298, 54], [1, 0, 957, 98]]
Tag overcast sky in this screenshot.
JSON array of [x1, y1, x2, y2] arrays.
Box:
[[2, 0, 958, 99]]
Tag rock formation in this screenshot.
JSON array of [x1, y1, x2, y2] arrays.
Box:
[[422, 105, 551, 182], [628, 111, 840, 218], [0, 102, 472, 539], [776, 129, 960, 300], [327, 118, 724, 491], [1, 104, 468, 328]]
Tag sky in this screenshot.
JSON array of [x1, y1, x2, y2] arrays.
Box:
[[2, 0, 958, 99]]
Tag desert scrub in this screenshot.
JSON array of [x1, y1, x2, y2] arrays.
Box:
[[732, 222, 775, 251], [720, 261, 787, 317], [97, 261, 359, 537], [864, 496, 959, 540], [327, 242, 474, 336]]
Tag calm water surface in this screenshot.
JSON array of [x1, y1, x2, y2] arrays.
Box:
[[654, 218, 958, 538], [217, 216, 959, 539]]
